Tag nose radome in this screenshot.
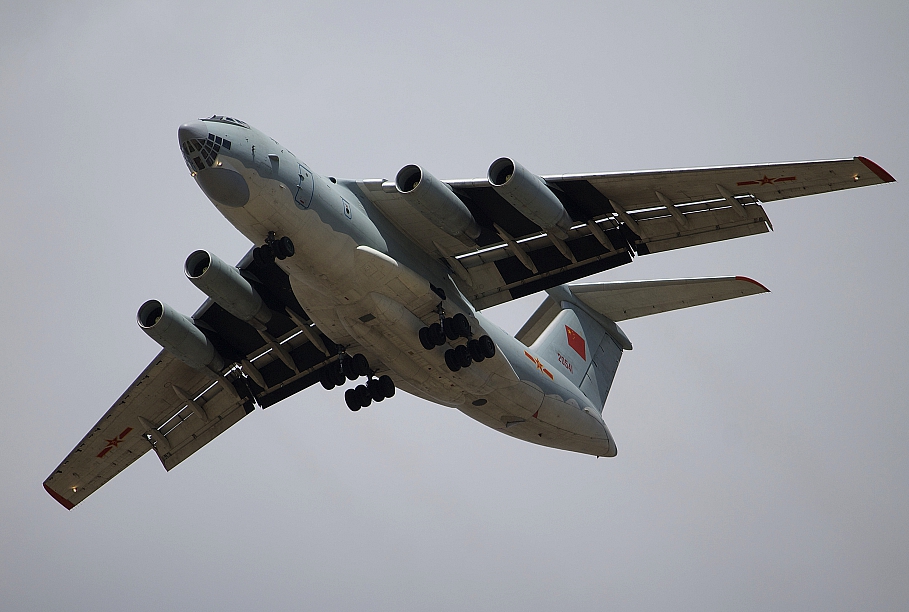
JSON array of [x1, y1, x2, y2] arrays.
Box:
[[178, 120, 208, 144]]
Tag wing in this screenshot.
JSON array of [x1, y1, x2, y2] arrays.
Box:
[[44, 250, 338, 509], [357, 157, 894, 310]]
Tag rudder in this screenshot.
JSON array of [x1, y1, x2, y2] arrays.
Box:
[[529, 299, 624, 412]]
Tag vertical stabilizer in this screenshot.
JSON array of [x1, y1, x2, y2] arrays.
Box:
[[528, 290, 626, 412]]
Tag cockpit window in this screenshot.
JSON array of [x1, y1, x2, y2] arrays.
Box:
[[201, 115, 250, 129], [181, 132, 232, 173]]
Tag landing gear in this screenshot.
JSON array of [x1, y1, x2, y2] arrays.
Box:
[[319, 360, 347, 390], [253, 233, 295, 265], [344, 374, 395, 410], [417, 301, 496, 373], [443, 335, 495, 372], [345, 388, 364, 411], [325, 350, 396, 410], [420, 323, 446, 349], [273, 236, 295, 259]]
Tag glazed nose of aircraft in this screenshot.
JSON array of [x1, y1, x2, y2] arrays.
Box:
[[178, 120, 208, 145], [178, 120, 250, 208]]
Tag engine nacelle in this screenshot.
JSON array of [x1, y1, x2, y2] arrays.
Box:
[[184, 250, 272, 328], [395, 165, 481, 240], [488, 158, 574, 238], [137, 300, 225, 371]]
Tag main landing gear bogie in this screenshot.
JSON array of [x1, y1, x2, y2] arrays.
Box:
[[418, 306, 496, 373], [320, 352, 396, 411]]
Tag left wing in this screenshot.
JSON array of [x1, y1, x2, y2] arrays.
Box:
[[357, 157, 894, 310], [44, 251, 338, 509]]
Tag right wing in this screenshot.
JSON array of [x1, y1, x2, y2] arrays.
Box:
[[357, 157, 893, 310], [44, 250, 339, 509]]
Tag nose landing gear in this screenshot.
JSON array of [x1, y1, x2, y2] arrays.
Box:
[[252, 232, 295, 265]]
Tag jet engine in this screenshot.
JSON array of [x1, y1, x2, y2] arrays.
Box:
[[137, 300, 225, 371], [395, 165, 481, 240], [488, 158, 574, 238], [184, 250, 272, 328]]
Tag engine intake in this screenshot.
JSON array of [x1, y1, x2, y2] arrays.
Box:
[[488, 158, 574, 238], [185, 250, 272, 328], [138, 300, 225, 371], [395, 165, 480, 240]]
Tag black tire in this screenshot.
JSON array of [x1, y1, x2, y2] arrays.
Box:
[[345, 389, 361, 411], [378, 375, 395, 398], [428, 322, 446, 346], [253, 245, 275, 265], [320, 368, 335, 390], [443, 317, 459, 341], [418, 327, 435, 350], [355, 384, 371, 408], [330, 362, 346, 386], [479, 335, 496, 359], [279, 236, 295, 258], [455, 344, 472, 368], [343, 358, 358, 381], [444, 349, 461, 372], [452, 313, 471, 338], [367, 379, 384, 402], [467, 339, 484, 363], [351, 353, 369, 377]]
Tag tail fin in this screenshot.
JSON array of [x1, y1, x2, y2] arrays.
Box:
[[527, 295, 627, 412]]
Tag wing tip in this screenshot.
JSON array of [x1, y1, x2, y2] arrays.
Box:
[[856, 157, 896, 183], [734, 276, 771, 293], [44, 482, 75, 510]]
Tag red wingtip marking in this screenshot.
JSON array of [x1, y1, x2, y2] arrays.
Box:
[[735, 276, 771, 293], [857, 157, 896, 183], [44, 483, 75, 510]]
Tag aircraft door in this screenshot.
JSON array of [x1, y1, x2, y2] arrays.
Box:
[[294, 163, 315, 209]]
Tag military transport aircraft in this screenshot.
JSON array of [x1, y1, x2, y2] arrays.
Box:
[[43, 115, 895, 509]]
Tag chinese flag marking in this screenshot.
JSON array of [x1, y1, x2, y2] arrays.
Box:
[[565, 326, 586, 360]]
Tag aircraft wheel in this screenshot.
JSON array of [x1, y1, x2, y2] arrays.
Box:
[[351, 353, 370, 377], [467, 339, 485, 363], [253, 245, 275, 265], [378, 375, 395, 398], [479, 335, 496, 359], [355, 384, 372, 408], [367, 379, 384, 402], [418, 327, 435, 350], [455, 344, 472, 368], [452, 313, 471, 338], [330, 362, 346, 386], [442, 317, 460, 341], [320, 368, 335, 390], [444, 349, 461, 372], [276, 236, 294, 258], [345, 389, 361, 411], [428, 322, 446, 347], [343, 358, 358, 381]]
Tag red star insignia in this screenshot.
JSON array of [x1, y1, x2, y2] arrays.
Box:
[[759, 175, 775, 185], [96, 427, 134, 458]]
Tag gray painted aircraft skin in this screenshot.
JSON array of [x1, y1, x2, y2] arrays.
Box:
[[42, 115, 896, 509]]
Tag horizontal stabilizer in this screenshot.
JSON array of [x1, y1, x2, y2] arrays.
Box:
[[516, 276, 768, 346], [570, 276, 769, 322]]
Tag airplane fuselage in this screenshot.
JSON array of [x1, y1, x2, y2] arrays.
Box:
[[180, 117, 616, 457]]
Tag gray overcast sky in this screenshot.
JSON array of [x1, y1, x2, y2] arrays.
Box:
[[2, 1, 907, 610]]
